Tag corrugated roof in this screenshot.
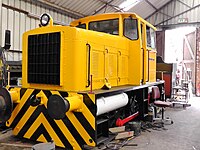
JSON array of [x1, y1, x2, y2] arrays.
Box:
[[41, 0, 171, 19]]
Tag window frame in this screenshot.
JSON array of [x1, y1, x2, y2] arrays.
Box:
[[88, 18, 119, 35], [146, 25, 156, 49], [123, 18, 139, 40], [76, 23, 86, 29]]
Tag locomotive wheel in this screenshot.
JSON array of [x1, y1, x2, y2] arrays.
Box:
[[0, 87, 13, 122]]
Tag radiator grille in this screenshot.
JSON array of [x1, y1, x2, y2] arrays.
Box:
[[28, 32, 60, 85]]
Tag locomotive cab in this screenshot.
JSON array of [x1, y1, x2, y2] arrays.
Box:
[[71, 13, 157, 85]]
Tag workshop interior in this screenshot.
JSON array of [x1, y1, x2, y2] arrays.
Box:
[[0, 0, 199, 150]]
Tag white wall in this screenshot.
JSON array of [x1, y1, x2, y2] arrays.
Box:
[[0, 0, 75, 61]]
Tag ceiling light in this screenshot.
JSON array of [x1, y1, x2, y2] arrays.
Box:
[[119, 0, 141, 11]]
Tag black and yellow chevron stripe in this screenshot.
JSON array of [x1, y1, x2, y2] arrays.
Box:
[[6, 88, 96, 149]]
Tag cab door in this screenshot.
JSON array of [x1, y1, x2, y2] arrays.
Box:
[[146, 26, 156, 82], [140, 22, 148, 84]]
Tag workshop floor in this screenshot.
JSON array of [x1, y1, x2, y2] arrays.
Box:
[[122, 95, 200, 150]]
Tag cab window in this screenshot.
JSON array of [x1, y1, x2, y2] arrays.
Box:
[[76, 23, 86, 29], [89, 19, 119, 35], [146, 26, 156, 49], [124, 18, 138, 40]]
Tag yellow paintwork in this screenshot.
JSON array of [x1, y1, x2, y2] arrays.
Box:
[[9, 90, 19, 103], [22, 13, 156, 92], [71, 13, 156, 85], [71, 13, 157, 85], [66, 95, 83, 112]]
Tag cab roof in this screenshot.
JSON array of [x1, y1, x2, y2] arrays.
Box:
[[70, 12, 156, 30]]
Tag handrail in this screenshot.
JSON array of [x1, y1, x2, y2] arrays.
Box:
[[147, 50, 149, 82], [86, 43, 91, 87], [141, 48, 144, 84]]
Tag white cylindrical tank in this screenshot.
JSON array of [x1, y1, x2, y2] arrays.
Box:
[[96, 93, 129, 116]]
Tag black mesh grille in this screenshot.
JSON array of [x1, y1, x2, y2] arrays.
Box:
[[28, 32, 60, 85]]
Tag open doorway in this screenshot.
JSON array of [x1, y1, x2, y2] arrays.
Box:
[[165, 27, 196, 63], [165, 27, 198, 96]]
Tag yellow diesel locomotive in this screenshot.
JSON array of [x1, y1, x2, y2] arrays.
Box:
[[0, 13, 164, 149]]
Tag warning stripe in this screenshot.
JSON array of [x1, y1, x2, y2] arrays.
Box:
[[9, 88, 97, 149], [74, 112, 95, 142], [17, 106, 41, 138], [18, 105, 73, 149], [20, 88, 27, 99], [44, 90, 68, 98], [8, 89, 36, 127], [13, 106, 36, 135], [37, 134, 48, 143], [31, 124, 51, 142], [81, 103, 95, 130], [49, 91, 95, 146], [43, 90, 52, 99], [43, 90, 86, 149], [49, 91, 89, 147], [88, 94, 95, 104], [24, 112, 64, 147], [50, 91, 60, 95], [40, 106, 74, 149], [58, 91, 68, 97], [55, 119, 82, 150], [61, 116, 86, 149], [66, 112, 95, 146], [82, 94, 96, 117]]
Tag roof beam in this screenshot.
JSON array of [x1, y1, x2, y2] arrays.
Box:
[[156, 3, 200, 26], [32, 0, 85, 18], [159, 11, 172, 18], [145, 0, 175, 20], [96, 0, 123, 12], [145, 0, 157, 10], [177, 0, 191, 8], [145, 0, 172, 18], [157, 22, 200, 29], [93, 0, 114, 15]]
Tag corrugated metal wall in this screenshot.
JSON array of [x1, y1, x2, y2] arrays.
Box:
[[0, 0, 75, 61], [147, 0, 200, 27]]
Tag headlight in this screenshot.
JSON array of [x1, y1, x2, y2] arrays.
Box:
[[40, 13, 51, 26]]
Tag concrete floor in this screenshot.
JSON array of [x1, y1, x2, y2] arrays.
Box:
[[121, 96, 200, 150]]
